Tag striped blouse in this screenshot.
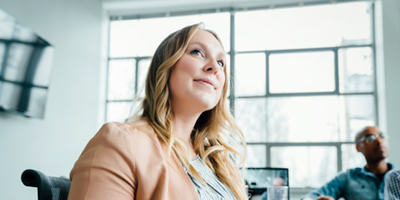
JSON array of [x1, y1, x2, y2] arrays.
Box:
[[183, 155, 237, 200]]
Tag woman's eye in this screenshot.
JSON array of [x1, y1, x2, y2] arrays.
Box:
[[190, 49, 202, 56], [217, 60, 224, 67]]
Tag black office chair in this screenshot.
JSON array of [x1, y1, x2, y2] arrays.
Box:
[[21, 169, 71, 200]]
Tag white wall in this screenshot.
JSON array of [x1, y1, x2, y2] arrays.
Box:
[[377, 0, 400, 166], [0, 0, 103, 199]]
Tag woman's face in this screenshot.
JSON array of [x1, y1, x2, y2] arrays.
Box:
[[169, 30, 226, 114]]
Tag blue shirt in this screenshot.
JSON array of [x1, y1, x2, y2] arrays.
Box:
[[300, 163, 395, 200]]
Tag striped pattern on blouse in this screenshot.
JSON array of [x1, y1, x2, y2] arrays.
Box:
[[183, 155, 237, 200]]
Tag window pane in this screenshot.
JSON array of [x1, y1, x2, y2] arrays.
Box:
[[338, 95, 375, 141], [235, 98, 267, 142], [107, 59, 135, 100], [235, 2, 372, 51], [138, 58, 151, 98], [0, 43, 53, 86], [269, 51, 335, 93], [271, 146, 337, 187], [236, 95, 375, 142], [339, 47, 373, 93], [106, 101, 133, 122], [235, 53, 266, 96], [32, 47, 54, 86], [26, 87, 47, 118], [0, 43, 5, 73], [342, 144, 366, 170], [109, 13, 230, 58], [250, 96, 342, 142], [0, 83, 47, 118], [0, 82, 22, 109], [13, 23, 37, 42], [4, 43, 34, 82], [0, 13, 14, 39], [246, 145, 266, 167]]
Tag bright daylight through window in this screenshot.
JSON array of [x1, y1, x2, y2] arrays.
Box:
[[106, 1, 375, 188]]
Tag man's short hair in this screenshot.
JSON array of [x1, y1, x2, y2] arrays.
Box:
[[355, 126, 374, 143]]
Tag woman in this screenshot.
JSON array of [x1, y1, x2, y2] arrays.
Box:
[[68, 23, 247, 200]]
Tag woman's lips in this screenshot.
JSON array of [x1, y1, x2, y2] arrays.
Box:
[[194, 79, 215, 89], [195, 80, 213, 88]]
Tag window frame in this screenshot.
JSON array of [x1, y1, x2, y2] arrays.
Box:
[[106, 0, 378, 188], [228, 2, 377, 175]]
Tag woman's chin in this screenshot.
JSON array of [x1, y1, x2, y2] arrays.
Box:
[[195, 99, 218, 112]]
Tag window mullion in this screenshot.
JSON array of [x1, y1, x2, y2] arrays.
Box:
[[371, 2, 379, 126], [266, 144, 271, 167], [229, 11, 235, 116], [337, 144, 342, 172], [265, 51, 270, 97], [105, 21, 112, 123], [135, 59, 139, 95], [334, 48, 340, 95]]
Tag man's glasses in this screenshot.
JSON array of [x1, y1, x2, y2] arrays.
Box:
[[356, 134, 386, 144]]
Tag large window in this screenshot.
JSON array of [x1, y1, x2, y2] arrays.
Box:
[[106, 1, 375, 188]]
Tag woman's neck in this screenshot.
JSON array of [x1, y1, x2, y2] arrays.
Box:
[[173, 113, 200, 159]]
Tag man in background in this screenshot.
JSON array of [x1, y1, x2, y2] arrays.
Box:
[[301, 126, 395, 200]]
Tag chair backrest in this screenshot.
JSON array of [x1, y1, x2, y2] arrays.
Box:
[[21, 169, 71, 200]]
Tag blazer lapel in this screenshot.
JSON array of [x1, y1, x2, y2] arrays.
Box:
[[159, 139, 200, 200]]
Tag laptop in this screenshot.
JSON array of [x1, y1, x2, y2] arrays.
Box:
[[243, 167, 289, 197]]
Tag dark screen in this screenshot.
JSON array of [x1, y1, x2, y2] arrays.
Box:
[[0, 8, 54, 118], [245, 168, 289, 189]]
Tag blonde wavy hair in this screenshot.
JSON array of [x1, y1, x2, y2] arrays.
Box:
[[126, 23, 247, 200]]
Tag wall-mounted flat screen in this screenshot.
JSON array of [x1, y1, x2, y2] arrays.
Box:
[[0, 8, 54, 119]]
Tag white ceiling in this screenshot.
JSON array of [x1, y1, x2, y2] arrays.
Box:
[[102, 0, 326, 16]]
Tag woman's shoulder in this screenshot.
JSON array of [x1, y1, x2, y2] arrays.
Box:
[[96, 120, 160, 147], [103, 120, 152, 133]]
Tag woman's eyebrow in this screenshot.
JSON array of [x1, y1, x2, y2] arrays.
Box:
[[189, 41, 225, 58], [216, 52, 226, 60], [188, 42, 206, 50], [189, 41, 206, 47]]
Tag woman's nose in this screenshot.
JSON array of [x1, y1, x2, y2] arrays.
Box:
[[204, 60, 220, 75]]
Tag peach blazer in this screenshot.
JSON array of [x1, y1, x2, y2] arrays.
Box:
[[68, 121, 202, 200]]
